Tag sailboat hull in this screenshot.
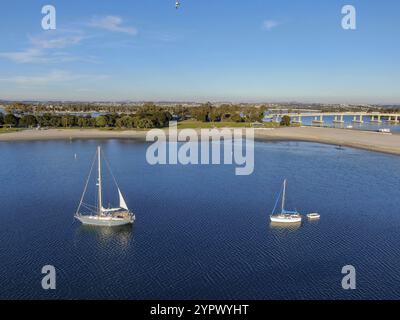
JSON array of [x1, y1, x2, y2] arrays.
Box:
[[270, 215, 302, 224], [75, 214, 135, 227]]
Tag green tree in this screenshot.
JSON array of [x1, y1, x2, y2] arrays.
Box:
[[105, 114, 117, 127], [115, 118, 124, 128], [4, 114, 19, 127], [95, 116, 107, 127], [88, 117, 97, 127], [136, 118, 155, 129], [245, 109, 264, 122], [221, 113, 232, 121], [231, 113, 244, 123], [193, 108, 209, 122], [61, 115, 76, 128], [116, 116, 134, 128], [209, 110, 222, 122], [131, 116, 141, 128], [280, 115, 291, 126], [36, 113, 52, 127], [150, 111, 172, 128], [19, 115, 38, 128], [77, 116, 88, 128], [50, 116, 61, 127], [0, 113, 4, 126]]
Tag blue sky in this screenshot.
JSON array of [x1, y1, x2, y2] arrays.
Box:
[[0, 0, 399, 103]]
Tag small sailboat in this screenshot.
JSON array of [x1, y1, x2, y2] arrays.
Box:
[[270, 179, 302, 224], [75, 146, 135, 227]]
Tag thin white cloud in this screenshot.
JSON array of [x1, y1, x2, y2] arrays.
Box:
[[28, 33, 85, 49], [0, 48, 45, 63], [0, 70, 109, 86], [262, 20, 281, 31], [0, 30, 96, 64], [0, 48, 83, 64], [0, 16, 137, 66], [89, 16, 138, 35]]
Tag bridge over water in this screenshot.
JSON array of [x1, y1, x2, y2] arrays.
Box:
[[267, 112, 400, 124]]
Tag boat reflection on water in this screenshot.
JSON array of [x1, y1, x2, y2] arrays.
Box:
[[269, 221, 302, 232], [74, 224, 135, 249]]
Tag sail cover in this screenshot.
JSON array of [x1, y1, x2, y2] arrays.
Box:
[[118, 188, 129, 211], [101, 207, 120, 213]]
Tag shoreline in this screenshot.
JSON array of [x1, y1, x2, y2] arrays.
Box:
[[255, 127, 400, 156], [1, 127, 400, 156]]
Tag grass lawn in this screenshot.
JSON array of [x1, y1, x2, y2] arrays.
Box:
[[98, 127, 149, 132], [0, 128, 22, 134], [177, 121, 280, 129]]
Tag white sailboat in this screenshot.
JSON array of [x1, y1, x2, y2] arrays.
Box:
[[270, 179, 302, 224], [75, 146, 135, 227]]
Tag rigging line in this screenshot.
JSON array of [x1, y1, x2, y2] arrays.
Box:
[[81, 202, 96, 208], [271, 184, 283, 215], [75, 149, 97, 216], [81, 203, 97, 211], [101, 149, 122, 191]]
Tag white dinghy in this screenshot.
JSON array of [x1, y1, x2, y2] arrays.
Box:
[[307, 213, 321, 220]]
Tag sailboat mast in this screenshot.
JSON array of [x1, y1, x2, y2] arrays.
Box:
[[281, 179, 286, 213], [97, 146, 103, 216]]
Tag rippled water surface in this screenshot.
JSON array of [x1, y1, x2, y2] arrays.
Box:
[[0, 140, 400, 299]]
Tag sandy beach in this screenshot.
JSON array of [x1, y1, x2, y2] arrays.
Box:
[[254, 127, 400, 155], [1, 127, 399, 156], [0, 129, 148, 141]]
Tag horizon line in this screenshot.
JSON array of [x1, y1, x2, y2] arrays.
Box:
[[1, 98, 399, 106]]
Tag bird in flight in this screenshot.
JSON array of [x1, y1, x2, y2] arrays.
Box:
[[175, 1, 180, 9]]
